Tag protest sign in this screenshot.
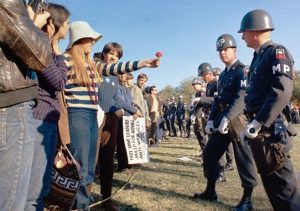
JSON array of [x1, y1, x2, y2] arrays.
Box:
[[123, 116, 150, 164]]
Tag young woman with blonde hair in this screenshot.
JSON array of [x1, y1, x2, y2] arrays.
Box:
[[63, 21, 102, 210]]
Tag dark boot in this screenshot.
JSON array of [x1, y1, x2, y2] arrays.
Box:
[[193, 191, 217, 201], [193, 180, 217, 201], [101, 199, 120, 211], [233, 196, 252, 211]]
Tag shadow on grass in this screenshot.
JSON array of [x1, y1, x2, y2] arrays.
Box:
[[150, 151, 194, 158], [93, 176, 126, 190], [157, 144, 196, 150], [149, 157, 201, 168], [140, 165, 198, 178], [114, 178, 191, 199], [111, 179, 233, 209], [220, 193, 273, 211], [91, 199, 142, 211]]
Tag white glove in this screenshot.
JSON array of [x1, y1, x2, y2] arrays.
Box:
[[244, 119, 262, 139], [218, 116, 230, 134], [192, 97, 201, 106], [205, 120, 214, 134]]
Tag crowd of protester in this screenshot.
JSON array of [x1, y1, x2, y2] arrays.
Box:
[[0, 1, 299, 211], [0, 1, 161, 210]]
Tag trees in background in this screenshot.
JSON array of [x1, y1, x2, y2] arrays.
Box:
[[159, 76, 194, 104]]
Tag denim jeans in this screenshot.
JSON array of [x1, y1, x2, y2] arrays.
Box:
[[0, 101, 37, 211], [25, 120, 57, 211], [68, 108, 98, 210]]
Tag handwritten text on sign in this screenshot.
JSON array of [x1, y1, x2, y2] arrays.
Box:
[[123, 116, 149, 164]]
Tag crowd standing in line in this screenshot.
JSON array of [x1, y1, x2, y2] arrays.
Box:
[[0, 1, 299, 211]]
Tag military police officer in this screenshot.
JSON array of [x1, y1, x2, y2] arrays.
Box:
[[213, 67, 222, 81], [176, 95, 186, 137], [216, 70, 234, 173], [190, 75, 207, 158], [169, 96, 177, 137], [186, 96, 196, 138], [162, 99, 171, 137], [198, 62, 235, 181], [194, 34, 258, 211], [239, 9, 300, 210]]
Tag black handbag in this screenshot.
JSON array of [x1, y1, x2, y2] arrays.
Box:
[[44, 145, 81, 211]]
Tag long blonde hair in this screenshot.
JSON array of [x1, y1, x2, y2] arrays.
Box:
[[66, 44, 101, 86]]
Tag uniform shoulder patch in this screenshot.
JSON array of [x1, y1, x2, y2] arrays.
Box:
[[242, 65, 249, 77], [276, 49, 286, 60]]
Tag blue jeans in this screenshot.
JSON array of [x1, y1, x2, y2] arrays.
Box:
[[0, 101, 37, 211], [68, 108, 98, 211], [25, 120, 57, 211]]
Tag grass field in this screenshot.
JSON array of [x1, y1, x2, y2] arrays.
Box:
[[91, 125, 300, 211]]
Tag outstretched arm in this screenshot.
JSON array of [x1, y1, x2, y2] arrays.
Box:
[[97, 58, 160, 76]]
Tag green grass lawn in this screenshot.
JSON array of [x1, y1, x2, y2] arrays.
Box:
[[91, 125, 300, 211]]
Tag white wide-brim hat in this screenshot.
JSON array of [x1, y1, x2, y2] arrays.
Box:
[[66, 21, 102, 50]]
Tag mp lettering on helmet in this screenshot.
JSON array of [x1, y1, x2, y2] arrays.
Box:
[[276, 49, 286, 59], [272, 64, 290, 75], [217, 38, 225, 48]]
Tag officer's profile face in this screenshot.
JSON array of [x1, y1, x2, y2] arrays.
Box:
[[202, 73, 212, 83], [242, 31, 256, 48], [219, 47, 236, 64]]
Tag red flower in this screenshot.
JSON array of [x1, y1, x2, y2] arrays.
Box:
[[155, 51, 163, 58]]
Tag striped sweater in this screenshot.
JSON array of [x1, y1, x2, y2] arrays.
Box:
[[64, 54, 98, 110]]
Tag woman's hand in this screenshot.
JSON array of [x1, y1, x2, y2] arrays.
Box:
[[27, 6, 50, 29], [139, 58, 161, 68]]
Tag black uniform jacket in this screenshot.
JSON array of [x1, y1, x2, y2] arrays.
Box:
[[199, 78, 218, 109], [209, 60, 248, 127], [245, 40, 293, 127]]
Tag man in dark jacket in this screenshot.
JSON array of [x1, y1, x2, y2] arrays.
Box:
[[169, 96, 177, 137], [194, 34, 258, 211], [0, 1, 51, 210], [176, 95, 186, 137], [239, 9, 300, 210]]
